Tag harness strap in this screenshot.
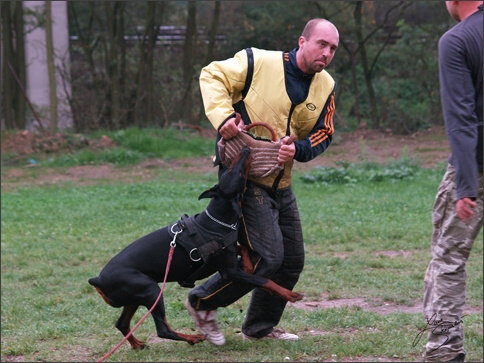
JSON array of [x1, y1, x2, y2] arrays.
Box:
[[178, 255, 216, 288], [197, 238, 224, 258], [179, 214, 197, 235], [172, 214, 239, 287]]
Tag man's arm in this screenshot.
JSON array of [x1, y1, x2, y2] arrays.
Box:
[[439, 32, 480, 201], [199, 49, 248, 131], [293, 90, 336, 163]]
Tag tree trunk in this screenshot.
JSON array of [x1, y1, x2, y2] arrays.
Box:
[[134, 1, 158, 128], [354, 1, 379, 128], [68, 2, 101, 130], [198, 1, 221, 122], [105, 1, 121, 129], [69, 2, 97, 74], [13, 2, 27, 129], [45, 1, 58, 134], [1, 2, 15, 129], [205, 1, 220, 64], [116, 2, 126, 128], [337, 34, 362, 126], [350, 52, 362, 125], [179, 1, 197, 124]]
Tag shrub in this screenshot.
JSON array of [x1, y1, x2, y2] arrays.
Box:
[[301, 157, 421, 185]]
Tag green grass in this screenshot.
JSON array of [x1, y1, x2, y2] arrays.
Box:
[[1, 145, 482, 362]]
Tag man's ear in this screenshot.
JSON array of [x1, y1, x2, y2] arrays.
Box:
[[198, 184, 219, 200]]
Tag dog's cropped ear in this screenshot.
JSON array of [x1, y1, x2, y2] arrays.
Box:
[[199, 184, 219, 200]]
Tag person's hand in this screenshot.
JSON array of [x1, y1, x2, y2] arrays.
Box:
[[456, 197, 476, 221], [277, 135, 297, 165], [219, 116, 242, 140]]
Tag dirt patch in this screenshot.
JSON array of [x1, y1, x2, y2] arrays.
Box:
[[0, 157, 219, 191], [1, 130, 113, 157], [289, 294, 482, 316], [1, 126, 450, 190], [373, 250, 413, 259], [321, 356, 412, 362], [1, 355, 25, 362]]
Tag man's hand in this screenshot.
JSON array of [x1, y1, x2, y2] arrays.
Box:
[[456, 197, 476, 221], [219, 116, 242, 139], [277, 136, 297, 165]]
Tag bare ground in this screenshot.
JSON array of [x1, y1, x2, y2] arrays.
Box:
[[1, 125, 451, 190]]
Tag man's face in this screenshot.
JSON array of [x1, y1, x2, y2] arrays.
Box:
[[298, 22, 339, 74]]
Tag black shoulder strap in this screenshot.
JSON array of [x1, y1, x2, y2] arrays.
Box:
[[241, 47, 254, 99]]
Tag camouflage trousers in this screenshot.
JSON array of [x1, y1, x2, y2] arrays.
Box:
[[423, 164, 483, 362]]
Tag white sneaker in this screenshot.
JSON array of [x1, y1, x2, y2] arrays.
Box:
[[242, 329, 299, 341], [185, 299, 226, 346]]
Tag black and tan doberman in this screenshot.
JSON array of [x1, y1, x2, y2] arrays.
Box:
[[88, 148, 303, 349]]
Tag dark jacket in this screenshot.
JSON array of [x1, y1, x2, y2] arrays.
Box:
[[438, 5, 483, 200]]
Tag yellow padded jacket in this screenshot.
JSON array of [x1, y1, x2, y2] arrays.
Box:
[[200, 47, 335, 189]]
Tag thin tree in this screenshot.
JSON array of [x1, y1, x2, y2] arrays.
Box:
[[45, 1, 58, 133], [317, 1, 412, 129], [353, 1, 412, 128], [198, 0, 221, 121], [205, 1, 220, 64], [1, 1, 15, 129], [104, 1, 126, 129], [178, 1, 197, 125], [68, 2, 105, 130], [134, 2, 163, 128], [13, 2, 27, 129]]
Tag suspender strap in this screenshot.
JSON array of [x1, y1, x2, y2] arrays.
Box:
[[242, 47, 254, 99], [233, 47, 254, 126]]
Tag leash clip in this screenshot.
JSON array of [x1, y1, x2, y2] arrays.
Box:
[[170, 223, 183, 247]]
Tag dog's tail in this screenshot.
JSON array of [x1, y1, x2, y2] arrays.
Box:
[[88, 277, 116, 306]]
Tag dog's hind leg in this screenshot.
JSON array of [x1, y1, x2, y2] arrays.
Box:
[[116, 305, 147, 350], [149, 296, 206, 345]]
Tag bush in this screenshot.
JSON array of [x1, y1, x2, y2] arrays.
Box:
[[301, 157, 421, 185]]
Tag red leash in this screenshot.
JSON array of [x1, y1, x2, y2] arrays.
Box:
[[97, 233, 178, 362]]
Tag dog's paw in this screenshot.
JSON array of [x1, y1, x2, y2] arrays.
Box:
[[289, 292, 304, 302], [182, 333, 206, 345], [132, 342, 148, 350]]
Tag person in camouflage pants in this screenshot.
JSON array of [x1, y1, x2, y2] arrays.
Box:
[[423, 166, 483, 362], [423, 2, 483, 362]]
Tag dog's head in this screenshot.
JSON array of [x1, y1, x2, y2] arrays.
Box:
[[199, 147, 251, 217]]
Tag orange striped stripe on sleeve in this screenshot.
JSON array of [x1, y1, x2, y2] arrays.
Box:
[[309, 93, 335, 147]]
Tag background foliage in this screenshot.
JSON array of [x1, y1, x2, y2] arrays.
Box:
[[2, 1, 454, 134]]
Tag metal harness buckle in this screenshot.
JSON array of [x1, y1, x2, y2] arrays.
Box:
[[189, 248, 201, 262]]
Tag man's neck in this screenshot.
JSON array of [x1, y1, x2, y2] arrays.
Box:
[[459, 1, 483, 21]]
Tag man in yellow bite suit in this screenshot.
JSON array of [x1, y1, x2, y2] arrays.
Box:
[[186, 18, 339, 345]]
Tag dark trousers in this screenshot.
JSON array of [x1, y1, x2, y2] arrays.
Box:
[[188, 182, 305, 338]]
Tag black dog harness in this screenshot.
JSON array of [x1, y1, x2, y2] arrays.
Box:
[[169, 213, 239, 288]]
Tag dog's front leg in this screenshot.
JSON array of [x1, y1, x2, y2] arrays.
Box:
[[260, 280, 304, 303], [237, 244, 254, 274]]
